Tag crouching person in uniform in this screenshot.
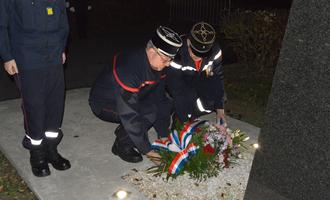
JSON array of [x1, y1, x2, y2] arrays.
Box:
[[166, 22, 227, 126], [89, 26, 182, 164], [0, 0, 71, 177]]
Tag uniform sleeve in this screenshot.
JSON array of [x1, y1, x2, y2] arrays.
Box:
[[211, 45, 225, 108], [165, 67, 200, 122], [211, 44, 224, 79], [59, 0, 69, 53], [213, 76, 225, 109], [116, 90, 152, 154], [153, 79, 172, 138], [198, 73, 225, 110], [166, 53, 199, 96], [165, 67, 188, 97], [0, 0, 13, 62]]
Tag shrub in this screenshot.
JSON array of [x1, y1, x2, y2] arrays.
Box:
[[221, 9, 289, 76]]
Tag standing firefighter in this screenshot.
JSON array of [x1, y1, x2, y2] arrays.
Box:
[[0, 0, 71, 177], [89, 26, 182, 164], [166, 22, 226, 126]]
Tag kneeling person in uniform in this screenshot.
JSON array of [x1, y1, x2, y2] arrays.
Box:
[[166, 21, 226, 126], [89, 26, 182, 164]]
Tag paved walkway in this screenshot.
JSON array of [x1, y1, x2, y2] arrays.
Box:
[[0, 88, 260, 200]]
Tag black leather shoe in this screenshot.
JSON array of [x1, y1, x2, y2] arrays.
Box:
[[47, 148, 71, 171], [30, 150, 50, 177], [112, 141, 143, 163]]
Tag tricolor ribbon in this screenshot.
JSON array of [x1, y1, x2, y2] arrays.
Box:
[[152, 120, 207, 174]]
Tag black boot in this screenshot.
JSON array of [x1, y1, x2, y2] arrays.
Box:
[[29, 148, 51, 177], [47, 146, 71, 171], [22, 136, 50, 177], [111, 139, 143, 163], [45, 130, 71, 171], [112, 125, 142, 163]]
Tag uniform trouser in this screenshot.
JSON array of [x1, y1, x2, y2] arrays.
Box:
[[89, 102, 135, 149], [89, 99, 172, 151], [14, 65, 65, 149]]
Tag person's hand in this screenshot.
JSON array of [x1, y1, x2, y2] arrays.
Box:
[[69, 7, 75, 12], [216, 109, 227, 127], [146, 150, 162, 166], [4, 60, 18, 75], [205, 66, 214, 77], [158, 137, 168, 141], [62, 53, 66, 64]]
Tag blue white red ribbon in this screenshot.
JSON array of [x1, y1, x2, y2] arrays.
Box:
[[152, 120, 207, 174]]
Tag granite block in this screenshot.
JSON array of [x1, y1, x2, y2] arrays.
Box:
[[245, 0, 330, 199]]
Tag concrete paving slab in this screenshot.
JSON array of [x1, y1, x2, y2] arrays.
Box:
[[0, 88, 260, 200]]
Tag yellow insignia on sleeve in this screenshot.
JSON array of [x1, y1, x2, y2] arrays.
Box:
[[47, 7, 53, 15]]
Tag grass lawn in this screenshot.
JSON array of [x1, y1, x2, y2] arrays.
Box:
[[224, 63, 273, 128], [0, 153, 37, 200]]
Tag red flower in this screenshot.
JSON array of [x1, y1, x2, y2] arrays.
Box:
[[203, 144, 215, 154], [195, 127, 202, 134]]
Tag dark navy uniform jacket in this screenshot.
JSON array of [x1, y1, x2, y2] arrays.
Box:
[[166, 36, 225, 121], [0, 0, 68, 69], [89, 48, 168, 154]]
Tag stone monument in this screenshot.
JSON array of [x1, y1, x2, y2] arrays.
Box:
[[244, 0, 330, 199]]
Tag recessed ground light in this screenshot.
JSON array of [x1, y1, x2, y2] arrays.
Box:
[[113, 189, 130, 199], [252, 143, 259, 149]]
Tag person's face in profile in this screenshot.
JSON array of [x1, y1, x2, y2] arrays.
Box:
[[148, 48, 173, 71]]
